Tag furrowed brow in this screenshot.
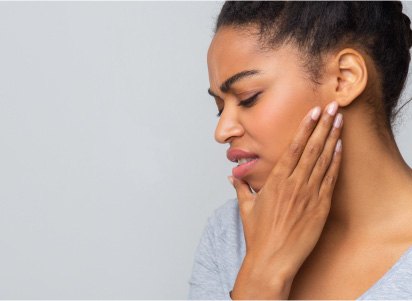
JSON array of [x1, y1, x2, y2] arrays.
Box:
[[207, 69, 261, 98]]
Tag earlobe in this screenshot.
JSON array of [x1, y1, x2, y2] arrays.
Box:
[[334, 48, 368, 107]]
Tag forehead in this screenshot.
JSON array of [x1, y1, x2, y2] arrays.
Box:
[[207, 27, 261, 60], [207, 27, 262, 78], [207, 26, 299, 88]]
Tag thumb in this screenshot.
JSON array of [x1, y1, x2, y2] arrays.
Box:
[[228, 176, 255, 210]]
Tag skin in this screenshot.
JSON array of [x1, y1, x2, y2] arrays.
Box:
[[207, 25, 412, 299]]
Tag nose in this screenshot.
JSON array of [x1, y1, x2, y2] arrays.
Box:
[[214, 104, 244, 144]]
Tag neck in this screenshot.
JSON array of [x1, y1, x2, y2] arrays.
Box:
[[325, 107, 412, 243]]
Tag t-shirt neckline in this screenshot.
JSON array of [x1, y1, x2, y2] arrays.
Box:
[[356, 245, 412, 299]]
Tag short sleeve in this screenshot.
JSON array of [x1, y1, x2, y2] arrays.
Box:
[[187, 215, 232, 300]]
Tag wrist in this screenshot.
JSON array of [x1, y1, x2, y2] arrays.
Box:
[[243, 252, 296, 285], [231, 254, 294, 299]]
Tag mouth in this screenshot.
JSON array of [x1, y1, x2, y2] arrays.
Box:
[[236, 157, 258, 166], [232, 157, 259, 179], [226, 148, 260, 179]]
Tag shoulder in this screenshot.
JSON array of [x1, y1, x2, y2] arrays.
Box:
[[192, 197, 243, 263], [211, 197, 240, 221], [203, 197, 245, 259], [206, 198, 242, 235]]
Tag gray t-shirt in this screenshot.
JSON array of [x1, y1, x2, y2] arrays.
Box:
[[187, 198, 412, 300]]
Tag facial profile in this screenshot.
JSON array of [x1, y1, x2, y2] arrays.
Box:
[[207, 26, 331, 192]]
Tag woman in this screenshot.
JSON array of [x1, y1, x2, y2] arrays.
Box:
[[188, 1, 412, 299]]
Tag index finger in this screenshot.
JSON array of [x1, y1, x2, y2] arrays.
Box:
[[269, 105, 322, 179]]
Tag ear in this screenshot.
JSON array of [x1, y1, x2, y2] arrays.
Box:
[[330, 48, 368, 107]]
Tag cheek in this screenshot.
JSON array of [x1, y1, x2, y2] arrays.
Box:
[[245, 97, 311, 192], [251, 92, 313, 165]]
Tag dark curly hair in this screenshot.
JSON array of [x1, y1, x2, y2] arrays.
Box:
[[214, 1, 412, 133]]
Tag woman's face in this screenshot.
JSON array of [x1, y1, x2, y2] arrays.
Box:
[[207, 26, 329, 192]]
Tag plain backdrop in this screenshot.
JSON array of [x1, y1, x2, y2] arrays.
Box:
[[0, 1, 412, 299]]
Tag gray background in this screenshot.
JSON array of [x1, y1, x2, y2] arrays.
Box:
[[0, 1, 411, 299]]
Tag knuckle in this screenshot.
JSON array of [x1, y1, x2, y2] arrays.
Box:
[[296, 194, 311, 212], [289, 142, 302, 157], [324, 174, 335, 185], [316, 154, 329, 169], [287, 175, 307, 193], [301, 183, 315, 198], [299, 192, 311, 203], [304, 119, 314, 131], [306, 143, 320, 156]]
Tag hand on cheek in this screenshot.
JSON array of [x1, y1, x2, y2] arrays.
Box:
[[227, 101, 343, 299]]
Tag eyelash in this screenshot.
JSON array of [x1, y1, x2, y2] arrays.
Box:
[[216, 92, 262, 117]]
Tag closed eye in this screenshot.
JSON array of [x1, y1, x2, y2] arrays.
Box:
[[216, 92, 262, 117], [238, 91, 262, 108]]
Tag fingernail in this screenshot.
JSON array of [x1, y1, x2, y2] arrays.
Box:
[[335, 139, 342, 153], [327, 101, 338, 116], [333, 113, 343, 128], [227, 176, 234, 186], [310, 106, 321, 120]]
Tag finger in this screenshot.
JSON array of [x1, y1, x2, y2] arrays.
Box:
[[318, 138, 343, 203], [272, 105, 322, 178], [231, 176, 255, 212], [291, 101, 339, 181], [308, 112, 343, 188]]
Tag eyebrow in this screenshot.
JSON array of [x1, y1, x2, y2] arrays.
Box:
[[207, 69, 262, 98]]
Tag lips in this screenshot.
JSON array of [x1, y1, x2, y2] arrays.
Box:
[[226, 148, 260, 179], [226, 148, 259, 163]]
